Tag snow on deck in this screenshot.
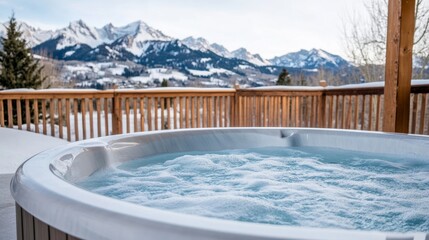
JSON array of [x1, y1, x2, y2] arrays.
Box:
[[0, 128, 68, 174]]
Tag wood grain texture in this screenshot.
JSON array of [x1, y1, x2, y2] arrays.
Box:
[[383, 0, 416, 133]]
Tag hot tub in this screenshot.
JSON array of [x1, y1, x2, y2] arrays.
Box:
[[11, 128, 429, 240]]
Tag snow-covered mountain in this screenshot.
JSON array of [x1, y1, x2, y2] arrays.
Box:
[[210, 43, 233, 58], [270, 49, 350, 70], [181, 36, 233, 58], [1, 20, 350, 71], [181, 37, 211, 52], [45, 20, 172, 55], [0, 21, 53, 48], [53, 20, 104, 50], [181, 36, 271, 66], [231, 48, 271, 66], [108, 21, 172, 56], [1, 19, 357, 86]]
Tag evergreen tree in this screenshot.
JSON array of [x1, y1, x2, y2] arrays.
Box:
[[161, 79, 169, 87], [276, 68, 291, 86], [0, 14, 46, 89], [0, 15, 47, 126]]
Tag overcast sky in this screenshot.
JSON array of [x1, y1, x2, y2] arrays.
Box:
[[0, 0, 367, 59]]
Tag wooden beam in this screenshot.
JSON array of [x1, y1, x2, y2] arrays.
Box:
[[383, 0, 416, 133]]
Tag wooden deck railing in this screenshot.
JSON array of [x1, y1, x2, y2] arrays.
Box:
[[1, 83, 428, 141]]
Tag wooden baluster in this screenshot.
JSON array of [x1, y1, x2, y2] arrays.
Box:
[[253, 96, 258, 127], [173, 97, 178, 129], [0, 99, 3, 128], [213, 96, 218, 127], [208, 97, 213, 127], [295, 96, 300, 127], [310, 96, 315, 127], [73, 99, 79, 141], [140, 98, 145, 132], [58, 99, 63, 139], [219, 96, 223, 127], [161, 97, 165, 130], [96, 99, 101, 137], [411, 94, 418, 134], [133, 98, 138, 133], [179, 97, 184, 129], [240, 96, 245, 127], [34, 100, 39, 133], [0, 100, 4, 127], [361, 95, 366, 130], [334, 95, 339, 129], [368, 95, 373, 131], [81, 99, 87, 139], [66, 99, 71, 141], [155, 97, 160, 130], [306, 97, 312, 127], [25, 100, 30, 131], [196, 97, 201, 128], [166, 97, 171, 130], [185, 97, 190, 128], [50, 99, 55, 137], [354, 96, 359, 130], [274, 97, 279, 127], [346, 95, 352, 129], [17, 100, 22, 130], [42, 99, 47, 135], [289, 97, 294, 127], [7, 99, 13, 128], [104, 98, 109, 136], [328, 96, 334, 128], [125, 98, 130, 133], [202, 97, 207, 128], [287, 96, 293, 127], [230, 95, 235, 127], [147, 97, 153, 131], [376, 95, 381, 131], [89, 99, 94, 138], [318, 94, 326, 128], [419, 94, 426, 134], [191, 97, 196, 128]]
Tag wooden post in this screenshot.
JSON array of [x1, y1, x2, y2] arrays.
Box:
[[319, 80, 328, 88], [383, 0, 416, 133], [112, 91, 122, 135]]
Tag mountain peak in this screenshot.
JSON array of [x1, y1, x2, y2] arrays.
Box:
[[181, 36, 210, 51], [103, 23, 114, 29], [270, 48, 350, 69], [232, 47, 248, 54], [231, 48, 270, 66], [68, 19, 89, 29]]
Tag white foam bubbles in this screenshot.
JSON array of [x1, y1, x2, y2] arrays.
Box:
[[76, 147, 429, 232]]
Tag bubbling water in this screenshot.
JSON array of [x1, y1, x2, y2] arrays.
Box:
[[77, 147, 429, 232]]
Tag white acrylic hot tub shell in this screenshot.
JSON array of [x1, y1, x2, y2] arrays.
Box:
[[10, 128, 429, 240]]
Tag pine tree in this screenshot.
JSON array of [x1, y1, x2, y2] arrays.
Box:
[[0, 15, 47, 126], [161, 79, 168, 87], [276, 68, 292, 86], [0, 14, 46, 89]]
